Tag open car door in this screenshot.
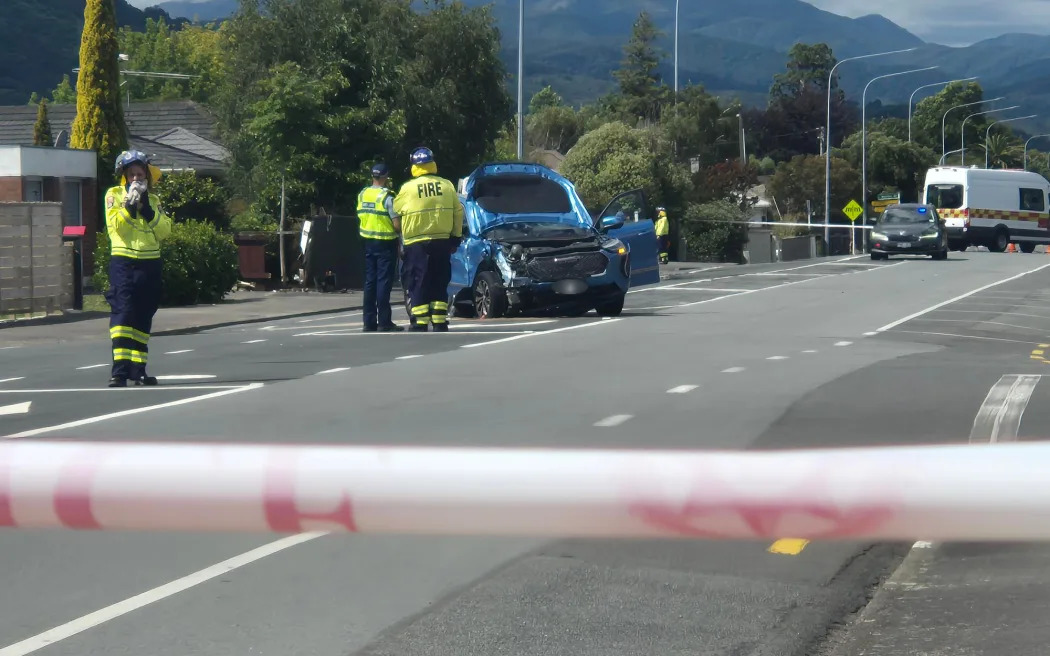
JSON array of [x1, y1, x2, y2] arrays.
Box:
[[594, 189, 661, 286]]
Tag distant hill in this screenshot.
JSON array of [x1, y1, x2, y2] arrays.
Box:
[[0, 0, 185, 105], [154, 0, 236, 22]]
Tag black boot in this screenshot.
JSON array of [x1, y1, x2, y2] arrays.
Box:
[[108, 376, 127, 388]]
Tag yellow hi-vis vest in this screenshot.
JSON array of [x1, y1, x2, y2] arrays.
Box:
[[104, 185, 172, 260], [655, 215, 669, 237], [393, 174, 464, 246], [356, 185, 397, 240]]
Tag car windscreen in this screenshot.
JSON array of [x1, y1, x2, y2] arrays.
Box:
[[482, 222, 594, 241], [473, 175, 573, 215], [879, 208, 937, 225], [926, 184, 963, 209]]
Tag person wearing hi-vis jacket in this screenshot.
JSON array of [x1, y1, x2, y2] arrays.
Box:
[[103, 150, 172, 387]]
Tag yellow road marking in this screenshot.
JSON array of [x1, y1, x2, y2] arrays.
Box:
[[768, 538, 810, 555], [1034, 350, 1045, 356]]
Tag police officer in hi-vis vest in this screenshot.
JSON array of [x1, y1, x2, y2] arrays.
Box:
[[104, 150, 172, 387], [392, 147, 464, 332], [357, 162, 403, 332]]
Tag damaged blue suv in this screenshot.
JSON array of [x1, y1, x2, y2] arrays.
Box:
[[438, 162, 661, 318]]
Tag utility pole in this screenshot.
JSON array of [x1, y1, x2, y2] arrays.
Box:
[[279, 176, 286, 285], [516, 0, 525, 160]]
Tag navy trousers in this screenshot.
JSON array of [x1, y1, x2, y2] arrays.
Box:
[[402, 239, 454, 326], [105, 256, 162, 380], [363, 239, 398, 329]]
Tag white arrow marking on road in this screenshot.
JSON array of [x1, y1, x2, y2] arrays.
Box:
[[0, 402, 31, 416], [970, 374, 1041, 444]]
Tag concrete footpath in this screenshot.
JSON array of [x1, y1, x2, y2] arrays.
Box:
[[0, 289, 365, 346], [828, 541, 1050, 654]]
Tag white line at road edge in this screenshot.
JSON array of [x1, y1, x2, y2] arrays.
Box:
[[877, 261, 1050, 332], [4, 383, 264, 439], [462, 319, 622, 348], [0, 532, 327, 656]]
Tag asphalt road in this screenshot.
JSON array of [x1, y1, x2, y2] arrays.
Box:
[[2, 251, 1050, 655]]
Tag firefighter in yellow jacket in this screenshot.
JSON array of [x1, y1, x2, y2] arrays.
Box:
[[392, 147, 464, 332], [655, 206, 670, 264], [103, 150, 172, 387]]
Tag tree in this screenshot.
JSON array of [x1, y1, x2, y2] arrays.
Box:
[[529, 86, 563, 114], [691, 161, 760, 210], [51, 75, 77, 104], [910, 81, 985, 155], [33, 99, 53, 146], [154, 171, 232, 229], [612, 11, 667, 124], [769, 154, 861, 221], [560, 121, 688, 214], [660, 85, 737, 165], [770, 43, 838, 102], [70, 0, 128, 189]]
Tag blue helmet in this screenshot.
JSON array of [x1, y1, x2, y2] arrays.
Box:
[[410, 147, 434, 166], [114, 149, 161, 182], [371, 162, 389, 177]]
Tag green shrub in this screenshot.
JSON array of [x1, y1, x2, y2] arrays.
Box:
[[93, 220, 239, 307], [681, 200, 749, 263]]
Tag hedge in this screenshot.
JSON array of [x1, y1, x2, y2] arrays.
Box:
[[93, 219, 240, 307]]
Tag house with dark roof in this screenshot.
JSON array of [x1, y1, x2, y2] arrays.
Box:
[[0, 101, 228, 176]]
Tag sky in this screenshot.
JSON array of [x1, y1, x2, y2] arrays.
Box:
[[803, 0, 1050, 46], [127, 0, 1050, 47]]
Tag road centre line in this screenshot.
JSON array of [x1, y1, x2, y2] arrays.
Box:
[[969, 374, 1041, 443], [835, 341, 853, 346], [877, 261, 1050, 332], [0, 532, 327, 656], [4, 383, 264, 439], [462, 319, 622, 348], [0, 386, 251, 393], [767, 356, 789, 360]]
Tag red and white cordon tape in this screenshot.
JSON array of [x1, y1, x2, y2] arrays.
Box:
[[0, 440, 1048, 540]]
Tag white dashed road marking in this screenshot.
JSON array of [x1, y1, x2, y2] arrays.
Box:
[[835, 341, 853, 347], [594, 414, 633, 427], [767, 356, 789, 361], [241, 339, 267, 344], [317, 367, 351, 375], [76, 364, 108, 370], [667, 385, 698, 394], [164, 349, 194, 355], [0, 378, 25, 384], [396, 355, 424, 360], [722, 367, 746, 373], [155, 375, 217, 381], [0, 402, 31, 417]]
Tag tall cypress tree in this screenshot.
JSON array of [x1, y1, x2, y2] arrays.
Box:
[[70, 0, 128, 188], [33, 99, 53, 147]]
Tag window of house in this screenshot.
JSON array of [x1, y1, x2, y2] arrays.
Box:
[[1020, 188, 1045, 212], [62, 180, 82, 226], [23, 178, 43, 202]]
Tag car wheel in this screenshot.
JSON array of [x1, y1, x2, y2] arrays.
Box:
[[473, 271, 508, 319], [595, 294, 626, 317], [1021, 243, 1036, 254], [871, 252, 886, 261], [932, 248, 948, 260], [991, 227, 1010, 253]]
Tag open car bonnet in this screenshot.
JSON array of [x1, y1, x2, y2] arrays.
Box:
[[461, 163, 594, 233]]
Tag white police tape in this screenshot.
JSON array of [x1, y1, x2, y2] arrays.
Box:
[[1, 440, 1048, 540]]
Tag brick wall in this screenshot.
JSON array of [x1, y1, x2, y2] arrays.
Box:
[[0, 177, 22, 201]]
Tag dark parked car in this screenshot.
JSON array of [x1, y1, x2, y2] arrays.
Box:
[[869, 203, 949, 260]]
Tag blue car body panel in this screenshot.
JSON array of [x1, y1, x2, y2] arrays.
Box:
[[447, 163, 661, 313]]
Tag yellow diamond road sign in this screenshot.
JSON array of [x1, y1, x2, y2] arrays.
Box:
[[842, 200, 864, 222]]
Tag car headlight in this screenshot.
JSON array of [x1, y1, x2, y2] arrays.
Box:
[[603, 238, 627, 256], [920, 229, 939, 239], [871, 232, 888, 241]]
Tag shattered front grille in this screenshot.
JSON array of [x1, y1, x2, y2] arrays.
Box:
[[526, 252, 608, 281]]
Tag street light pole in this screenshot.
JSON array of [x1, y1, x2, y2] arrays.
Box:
[[860, 66, 938, 253], [908, 77, 978, 142], [961, 105, 1019, 164], [1023, 134, 1050, 169], [516, 0, 524, 160], [943, 97, 1005, 160], [986, 115, 1038, 169], [674, 0, 679, 99], [823, 47, 916, 250]]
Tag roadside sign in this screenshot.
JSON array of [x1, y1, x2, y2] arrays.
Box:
[[842, 200, 863, 222], [877, 192, 900, 201], [872, 198, 900, 213]]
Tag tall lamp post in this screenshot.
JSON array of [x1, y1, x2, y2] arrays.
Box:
[[859, 66, 938, 253], [516, 0, 525, 160], [985, 115, 1038, 169], [961, 105, 1019, 164], [823, 47, 916, 248], [674, 0, 679, 98], [1023, 134, 1050, 169], [941, 97, 1005, 160], [908, 77, 977, 142]]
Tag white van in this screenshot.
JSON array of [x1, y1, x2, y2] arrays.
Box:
[[921, 166, 1050, 252]]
